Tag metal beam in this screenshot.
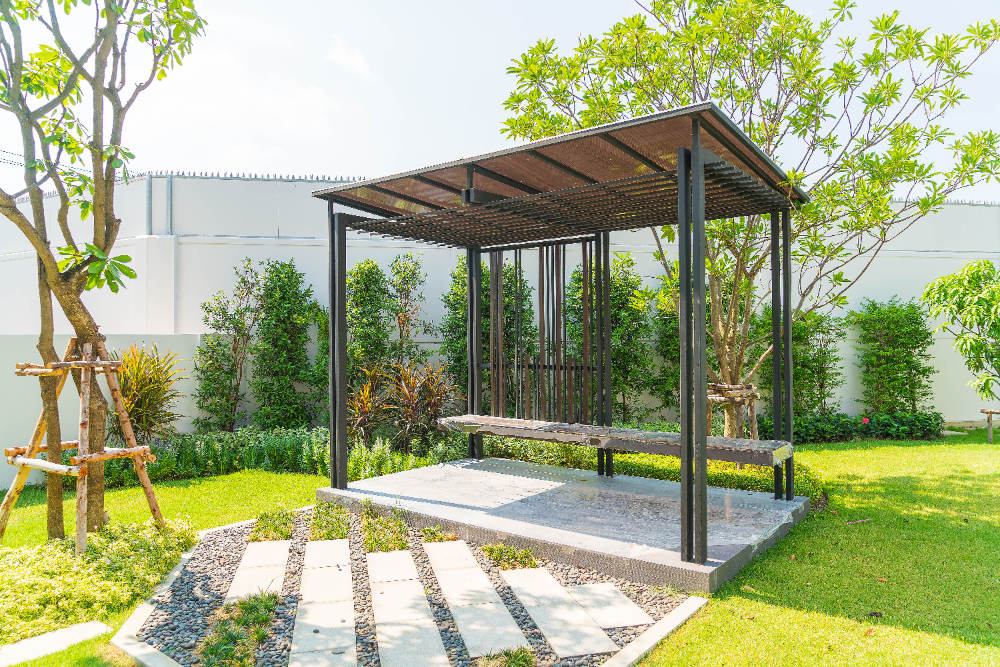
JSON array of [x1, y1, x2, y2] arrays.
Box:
[[472, 164, 541, 195], [329, 205, 349, 490], [678, 146, 693, 563], [692, 117, 708, 566], [467, 248, 484, 459], [782, 208, 794, 500], [462, 188, 509, 205], [602, 231, 613, 477], [599, 134, 665, 172], [526, 149, 599, 184], [770, 210, 783, 499], [366, 184, 444, 210], [412, 174, 463, 195]]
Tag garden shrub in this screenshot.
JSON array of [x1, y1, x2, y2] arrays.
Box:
[[388, 253, 435, 367], [247, 509, 296, 541], [360, 500, 407, 552], [421, 525, 456, 542], [848, 297, 937, 413], [481, 543, 537, 569], [346, 258, 394, 384], [193, 259, 263, 431], [197, 592, 279, 667], [0, 520, 195, 645], [648, 308, 681, 412], [311, 502, 349, 541], [251, 259, 321, 429], [109, 344, 184, 443], [757, 411, 945, 444]]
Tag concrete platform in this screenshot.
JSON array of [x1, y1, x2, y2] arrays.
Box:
[[317, 458, 810, 593]]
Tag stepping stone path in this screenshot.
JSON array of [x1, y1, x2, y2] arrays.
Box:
[[219, 535, 663, 665]]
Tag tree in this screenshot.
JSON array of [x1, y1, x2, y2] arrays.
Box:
[[0, 0, 205, 536], [566, 252, 654, 423], [848, 298, 936, 413], [193, 259, 262, 432], [388, 253, 433, 367], [503, 0, 1000, 435], [345, 258, 393, 383], [922, 260, 1000, 401]]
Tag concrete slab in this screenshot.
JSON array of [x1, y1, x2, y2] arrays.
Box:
[[287, 647, 358, 667], [366, 549, 419, 583], [225, 563, 286, 603], [299, 565, 352, 603], [303, 539, 350, 569], [0, 621, 112, 667], [423, 540, 480, 571], [242, 540, 292, 567], [371, 578, 432, 623], [503, 568, 619, 657], [375, 618, 449, 667], [449, 602, 529, 658], [290, 601, 356, 653], [568, 583, 654, 628], [601, 596, 708, 667], [318, 458, 810, 592], [434, 565, 498, 607]]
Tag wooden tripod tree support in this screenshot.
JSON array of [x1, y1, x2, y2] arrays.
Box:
[[707, 382, 760, 468], [0, 338, 165, 554]]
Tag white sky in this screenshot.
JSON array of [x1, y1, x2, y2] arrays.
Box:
[[2, 0, 999, 201]]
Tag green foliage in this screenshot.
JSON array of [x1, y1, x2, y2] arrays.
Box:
[[439, 255, 537, 407], [0, 520, 196, 645], [566, 252, 653, 422], [388, 253, 434, 366], [194, 259, 263, 432], [503, 0, 1000, 407], [198, 592, 279, 667], [922, 259, 1000, 401], [753, 308, 846, 416], [421, 525, 456, 543], [56, 243, 135, 293], [848, 298, 937, 413], [247, 509, 296, 542], [251, 259, 319, 429], [360, 500, 407, 552], [346, 259, 394, 383], [385, 362, 458, 452], [479, 647, 535, 667], [649, 308, 681, 412], [481, 543, 537, 569], [311, 503, 350, 541], [347, 437, 424, 482], [758, 411, 944, 444], [108, 344, 184, 444]]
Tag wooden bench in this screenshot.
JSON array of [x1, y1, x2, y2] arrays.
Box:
[[439, 414, 795, 500]]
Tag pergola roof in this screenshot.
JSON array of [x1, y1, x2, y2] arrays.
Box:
[[312, 102, 807, 249]]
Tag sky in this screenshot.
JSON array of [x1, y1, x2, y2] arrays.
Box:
[[2, 0, 999, 201]]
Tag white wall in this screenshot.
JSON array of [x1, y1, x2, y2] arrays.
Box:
[[2, 174, 998, 489]]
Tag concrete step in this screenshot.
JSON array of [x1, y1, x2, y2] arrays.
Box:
[[566, 582, 654, 628], [225, 539, 291, 603], [289, 540, 356, 667]]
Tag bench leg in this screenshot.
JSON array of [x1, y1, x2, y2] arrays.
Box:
[[606, 449, 614, 478], [468, 433, 483, 460], [774, 464, 783, 500], [785, 454, 794, 501]]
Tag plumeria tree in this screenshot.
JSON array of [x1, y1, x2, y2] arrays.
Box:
[[0, 0, 205, 537], [503, 0, 1000, 434]]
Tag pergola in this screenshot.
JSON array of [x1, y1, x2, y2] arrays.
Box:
[[313, 101, 808, 564]]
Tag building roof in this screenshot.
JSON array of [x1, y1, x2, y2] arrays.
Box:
[[312, 102, 807, 248]]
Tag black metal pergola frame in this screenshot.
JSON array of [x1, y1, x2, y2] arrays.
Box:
[[315, 102, 805, 565]]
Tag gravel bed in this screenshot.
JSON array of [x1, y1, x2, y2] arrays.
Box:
[[257, 510, 310, 666], [349, 513, 380, 667]]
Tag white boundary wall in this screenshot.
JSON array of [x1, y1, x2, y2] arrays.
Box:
[[1, 173, 998, 488]]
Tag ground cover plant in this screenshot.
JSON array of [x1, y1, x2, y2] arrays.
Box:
[[247, 509, 296, 542], [197, 592, 279, 667], [360, 500, 407, 552], [311, 502, 350, 541], [758, 411, 945, 444], [421, 525, 457, 542], [0, 520, 195, 645], [479, 647, 535, 667], [481, 543, 537, 569]]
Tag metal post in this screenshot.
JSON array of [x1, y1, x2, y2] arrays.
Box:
[[468, 247, 484, 458], [329, 205, 348, 490], [782, 209, 794, 500], [677, 147, 693, 563], [602, 232, 613, 477], [692, 118, 708, 564], [595, 233, 605, 476], [770, 211, 783, 500]]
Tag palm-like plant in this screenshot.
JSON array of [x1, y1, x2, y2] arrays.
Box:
[[347, 365, 387, 444], [109, 345, 184, 444], [386, 362, 458, 453]]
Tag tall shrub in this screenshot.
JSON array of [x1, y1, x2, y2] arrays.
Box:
[[648, 309, 680, 412], [753, 308, 846, 416], [566, 252, 653, 423], [346, 259, 394, 383], [848, 298, 937, 413], [251, 260, 317, 428], [109, 345, 185, 444], [389, 253, 434, 366], [193, 259, 263, 431]]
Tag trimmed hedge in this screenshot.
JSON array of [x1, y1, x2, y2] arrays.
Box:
[[758, 411, 944, 444]]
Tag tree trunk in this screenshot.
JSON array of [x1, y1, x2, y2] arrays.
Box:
[[86, 379, 107, 531], [40, 376, 64, 538]]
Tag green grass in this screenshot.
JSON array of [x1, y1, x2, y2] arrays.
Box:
[[479, 646, 534, 667], [421, 525, 457, 542], [360, 499, 408, 552], [246, 509, 296, 542], [641, 428, 1000, 667], [197, 592, 279, 667], [481, 542, 538, 569], [310, 502, 350, 540]]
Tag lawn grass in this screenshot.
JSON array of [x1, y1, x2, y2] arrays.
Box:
[[641, 428, 1000, 666]]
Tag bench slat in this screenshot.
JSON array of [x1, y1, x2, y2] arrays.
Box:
[[439, 415, 792, 467]]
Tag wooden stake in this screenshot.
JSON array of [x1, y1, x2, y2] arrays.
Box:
[[5, 441, 80, 457], [76, 343, 92, 556], [96, 341, 165, 529], [71, 446, 152, 465], [0, 338, 77, 545], [9, 457, 84, 476]]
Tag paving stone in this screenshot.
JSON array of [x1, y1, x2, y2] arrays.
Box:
[[567, 582, 654, 628], [225, 563, 286, 603], [366, 549, 419, 583], [241, 540, 292, 567], [503, 568, 619, 657], [375, 617, 449, 667], [449, 601, 529, 658], [299, 565, 352, 603], [434, 565, 498, 607], [303, 539, 350, 569], [287, 646, 358, 667], [422, 540, 480, 571], [290, 601, 356, 653], [370, 578, 432, 623], [0, 621, 111, 667]]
